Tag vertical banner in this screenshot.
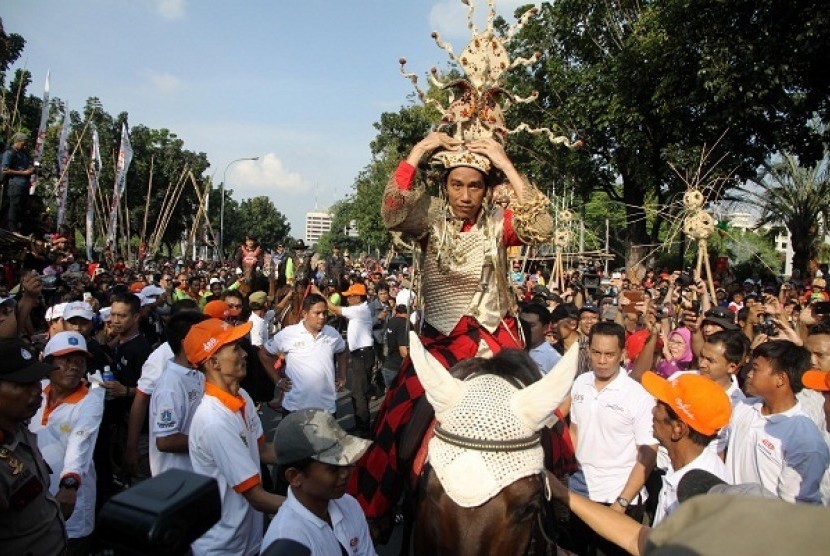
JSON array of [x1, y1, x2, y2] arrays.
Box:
[[55, 109, 71, 227], [29, 70, 51, 194], [105, 123, 133, 247], [86, 128, 102, 260]]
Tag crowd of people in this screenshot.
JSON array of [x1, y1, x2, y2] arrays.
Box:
[[2, 130, 829, 556]]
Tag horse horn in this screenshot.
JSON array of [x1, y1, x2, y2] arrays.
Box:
[[408, 331, 462, 414], [510, 341, 579, 430]]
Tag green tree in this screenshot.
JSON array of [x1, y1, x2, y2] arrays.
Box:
[[506, 0, 830, 268], [232, 196, 290, 252], [740, 153, 830, 275]]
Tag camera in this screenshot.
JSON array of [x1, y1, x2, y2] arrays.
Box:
[[581, 273, 601, 293], [757, 315, 778, 337], [676, 272, 694, 288], [32, 160, 52, 179]]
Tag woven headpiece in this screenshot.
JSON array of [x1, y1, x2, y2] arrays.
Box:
[[400, 0, 579, 173]]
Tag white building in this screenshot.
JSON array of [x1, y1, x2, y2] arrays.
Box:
[[305, 210, 332, 246]]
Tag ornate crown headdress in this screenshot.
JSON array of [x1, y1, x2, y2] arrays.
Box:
[[400, 0, 578, 174]]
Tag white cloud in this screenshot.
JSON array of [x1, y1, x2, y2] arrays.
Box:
[[154, 0, 186, 20], [146, 71, 184, 95], [429, 0, 542, 41], [229, 153, 311, 196]]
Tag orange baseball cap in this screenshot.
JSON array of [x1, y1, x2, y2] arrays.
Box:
[[183, 318, 252, 366], [802, 369, 830, 392], [129, 281, 145, 293], [203, 300, 231, 319], [642, 371, 731, 436], [342, 283, 367, 297]]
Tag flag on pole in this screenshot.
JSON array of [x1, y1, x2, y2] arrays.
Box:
[[29, 70, 50, 195], [105, 123, 133, 247], [56, 108, 71, 227], [86, 127, 102, 260]]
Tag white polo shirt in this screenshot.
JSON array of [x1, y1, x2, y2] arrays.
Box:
[[136, 342, 174, 396], [30, 381, 105, 539], [149, 359, 204, 476], [260, 488, 376, 556], [189, 383, 265, 555], [264, 322, 346, 413], [249, 312, 268, 347], [726, 399, 830, 504], [341, 302, 374, 351], [528, 342, 562, 375], [568, 369, 657, 503], [653, 448, 728, 525]]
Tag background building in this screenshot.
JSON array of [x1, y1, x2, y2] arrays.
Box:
[[305, 209, 332, 246]]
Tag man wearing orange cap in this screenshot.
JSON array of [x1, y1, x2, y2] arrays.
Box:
[[641, 371, 731, 524], [184, 318, 284, 555], [312, 282, 374, 435]]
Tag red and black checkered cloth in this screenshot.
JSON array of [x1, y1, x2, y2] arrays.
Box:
[[347, 315, 578, 519]]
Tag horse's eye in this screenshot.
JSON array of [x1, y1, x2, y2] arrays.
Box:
[[514, 498, 540, 522]]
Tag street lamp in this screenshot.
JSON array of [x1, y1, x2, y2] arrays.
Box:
[[220, 156, 259, 260]]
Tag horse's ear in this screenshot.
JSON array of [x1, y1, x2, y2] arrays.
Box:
[[408, 331, 462, 414], [510, 341, 578, 430]]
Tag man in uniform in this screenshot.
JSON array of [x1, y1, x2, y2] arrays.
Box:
[[1, 132, 35, 232], [0, 339, 67, 554]]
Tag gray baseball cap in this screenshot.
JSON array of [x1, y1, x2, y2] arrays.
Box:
[[274, 408, 372, 466]]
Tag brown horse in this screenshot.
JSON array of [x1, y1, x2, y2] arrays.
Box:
[[407, 333, 578, 556]]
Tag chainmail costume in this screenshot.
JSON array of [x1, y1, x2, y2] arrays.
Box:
[[348, 163, 554, 519]]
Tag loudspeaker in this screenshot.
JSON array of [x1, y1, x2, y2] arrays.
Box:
[[97, 469, 220, 555]]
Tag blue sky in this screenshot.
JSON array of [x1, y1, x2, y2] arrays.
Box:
[[4, 0, 539, 236]]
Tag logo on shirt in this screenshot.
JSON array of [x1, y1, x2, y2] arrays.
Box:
[[350, 537, 358, 547], [157, 409, 175, 429], [20, 348, 33, 360]]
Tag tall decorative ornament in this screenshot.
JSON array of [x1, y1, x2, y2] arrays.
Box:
[[105, 123, 133, 248], [29, 70, 50, 195], [86, 128, 102, 260], [55, 109, 71, 227]]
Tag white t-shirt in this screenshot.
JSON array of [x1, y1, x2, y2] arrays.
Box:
[[528, 342, 562, 375], [30, 381, 105, 539], [264, 322, 346, 413], [249, 312, 268, 347], [726, 399, 830, 504], [137, 342, 175, 396], [189, 385, 265, 555], [149, 359, 204, 476], [569, 370, 657, 503], [653, 449, 728, 525], [341, 302, 374, 351], [260, 488, 376, 556]]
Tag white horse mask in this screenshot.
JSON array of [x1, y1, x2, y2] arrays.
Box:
[[409, 331, 578, 507]]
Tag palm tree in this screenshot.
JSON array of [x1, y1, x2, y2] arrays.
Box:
[[742, 153, 830, 276]]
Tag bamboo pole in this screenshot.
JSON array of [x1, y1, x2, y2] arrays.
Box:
[[148, 166, 186, 256], [141, 155, 154, 244], [150, 166, 189, 257]]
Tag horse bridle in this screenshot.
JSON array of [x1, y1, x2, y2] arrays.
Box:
[[431, 373, 542, 453], [432, 425, 541, 452]]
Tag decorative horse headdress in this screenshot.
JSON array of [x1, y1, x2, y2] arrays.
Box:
[[399, 0, 579, 174], [409, 331, 577, 507]]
